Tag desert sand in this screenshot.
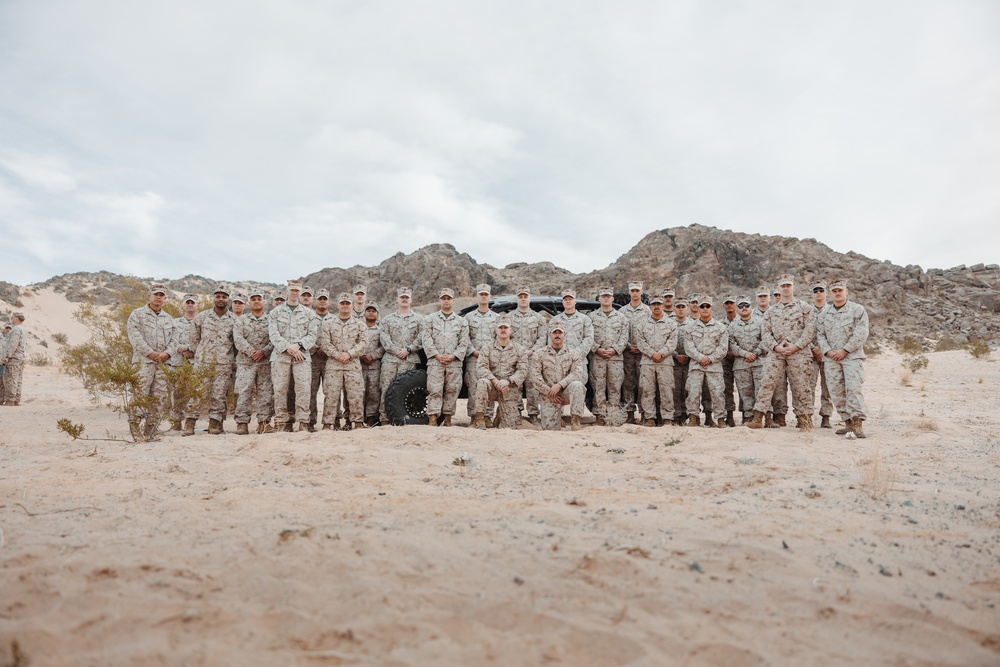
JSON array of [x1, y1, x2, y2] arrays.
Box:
[[1, 289, 999, 666]]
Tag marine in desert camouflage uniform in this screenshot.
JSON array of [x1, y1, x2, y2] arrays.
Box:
[[184, 286, 237, 435], [747, 275, 818, 431], [422, 288, 470, 426], [684, 296, 730, 428], [808, 281, 835, 428], [670, 301, 691, 425], [817, 280, 870, 438], [635, 295, 678, 427], [509, 286, 548, 423], [231, 294, 246, 317], [751, 285, 789, 424], [721, 295, 739, 426], [306, 289, 335, 431], [268, 280, 319, 431], [529, 321, 585, 431], [472, 316, 530, 429], [125, 286, 175, 436], [684, 295, 714, 423], [233, 289, 275, 434], [550, 289, 594, 377], [351, 285, 367, 319], [360, 303, 384, 426], [588, 286, 629, 425], [378, 287, 423, 425], [166, 293, 198, 428], [620, 281, 651, 424], [317, 293, 368, 430], [728, 296, 766, 424], [464, 284, 498, 419]]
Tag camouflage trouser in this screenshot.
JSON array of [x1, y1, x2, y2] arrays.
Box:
[[520, 350, 541, 419], [734, 366, 763, 420], [722, 356, 738, 413], [426, 360, 462, 416], [673, 362, 689, 419], [538, 380, 585, 431], [235, 362, 273, 424], [362, 361, 381, 419], [589, 355, 624, 418], [2, 359, 24, 404], [272, 359, 311, 424], [754, 351, 814, 418], [622, 350, 642, 412], [685, 367, 725, 417], [138, 361, 168, 420], [824, 358, 867, 422], [808, 359, 833, 418], [0, 369, 5, 404], [379, 360, 416, 423], [187, 363, 234, 422], [322, 365, 364, 426], [464, 355, 493, 418], [772, 371, 789, 416], [639, 362, 674, 421], [309, 352, 327, 426], [474, 379, 522, 428]]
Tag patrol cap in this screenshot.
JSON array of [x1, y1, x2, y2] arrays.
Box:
[[316, 288, 330, 300], [272, 292, 286, 302], [214, 285, 230, 296], [773, 287, 781, 296], [736, 296, 752, 307], [248, 289, 264, 300], [475, 283, 492, 295], [496, 314, 512, 328], [287, 280, 303, 291], [549, 320, 566, 333], [777, 274, 794, 286], [648, 295, 664, 305], [516, 285, 531, 296], [231, 293, 246, 304], [674, 300, 687, 308], [811, 280, 828, 291], [661, 288, 675, 297], [829, 279, 848, 290], [337, 292, 352, 303], [301, 285, 313, 296], [756, 286, 770, 297], [699, 296, 714, 307], [438, 288, 455, 299], [12, 312, 25, 320], [365, 301, 379, 312], [598, 286, 614, 297], [182, 293, 197, 303], [628, 281, 644, 291], [561, 288, 576, 299], [723, 295, 736, 304], [353, 284, 367, 295], [397, 287, 412, 298], [150, 283, 168, 295], [688, 294, 701, 304]]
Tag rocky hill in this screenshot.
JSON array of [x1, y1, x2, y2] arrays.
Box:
[[10, 225, 999, 344]]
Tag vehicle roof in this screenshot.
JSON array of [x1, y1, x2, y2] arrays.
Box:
[[458, 295, 619, 316]]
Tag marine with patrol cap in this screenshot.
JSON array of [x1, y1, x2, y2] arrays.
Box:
[[747, 274, 818, 431], [352, 284, 368, 319], [684, 295, 730, 428], [422, 288, 470, 426], [271, 292, 286, 312], [300, 286, 315, 310], [317, 292, 368, 430], [306, 289, 335, 431], [185, 285, 238, 435], [359, 301, 384, 426], [728, 295, 766, 424], [620, 281, 651, 424], [529, 320, 586, 431], [464, 283, 498, 422], [550, 288, 595, 375], [635, 294, 678, 427], [378, 287, 423, 425], [682, 294, 714, 425], [508, 285, 548, 423], [817, 279, 870, 438], [721, 294, 739, 426], [751, 285, 788, 425], [671, 299, 691, 425], [661, 287, 676, 316], [268, 279, 319, 432], [752, 287, 770, 319], [167, 293, 198, 429], [231, 294, 247, 317], [589, 286, 629, 425], [809, 280, 834, 428], [125, 285, 176, 434], [472, 315, 530, 429], [233, 289, 275, 434]]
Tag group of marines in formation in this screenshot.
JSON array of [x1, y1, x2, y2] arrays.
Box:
[[126, 273, 870, 438]]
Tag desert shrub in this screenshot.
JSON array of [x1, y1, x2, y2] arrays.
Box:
[[56, 418, 85, 439], [934, 335, 962, 352], [902, 353, 929, 373], [29, 353, 51, 366], [968, 337, 991, 359], [894, 336, 923, 355], [52, 332, 69, 345], [863, 339, 882, 357]]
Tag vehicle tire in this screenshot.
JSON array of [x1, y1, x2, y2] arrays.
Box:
[[385, 369, 430, 426]]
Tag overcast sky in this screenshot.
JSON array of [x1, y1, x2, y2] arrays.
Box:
[[1, 0, 998, 286]]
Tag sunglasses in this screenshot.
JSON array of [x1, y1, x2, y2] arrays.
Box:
[[738, 303, 751, 308], [700, 304, 712, 308], [812, 287, 826, 293]]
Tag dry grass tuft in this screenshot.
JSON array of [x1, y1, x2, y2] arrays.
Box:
[[899, 369, 911, 386], [915, 417, 938, 432], [918, 378, 926, 392], [856, 447, 899, 501], [979, 375, 985, 384]]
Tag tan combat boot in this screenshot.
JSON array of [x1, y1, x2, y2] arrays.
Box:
[[746, 411, 765, 429], [441, 415, 452, 427], [717, 417, 728, 428], [726, 411, 736, 427], [472, 414, 486, 430], [296, 421, 310, 432], [593, 416, 607, 426], [642, 418, 656, 427], [773, 413, 787, 427], [208, 418, 224, 435], [570, 416, 583, 431], [687, 414, 699, 427], [820, 415, 832, 429], [183, 418, 197, 436], [835, 418, 854, 435], [235, 423, 249, 435], [764, 412, 774, 428], [797, 414, 812, 432], [853, 419, 866, 439]]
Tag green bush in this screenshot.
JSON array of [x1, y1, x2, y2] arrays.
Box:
[[934, 336, 963, 352], [968, 338, 991, 359], [894, 336, 923, 355]]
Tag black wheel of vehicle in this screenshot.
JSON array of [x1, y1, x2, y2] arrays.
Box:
[[385, 369, 430, 425]]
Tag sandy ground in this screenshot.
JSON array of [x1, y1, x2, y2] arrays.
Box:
[[1, 349, 999, 666]]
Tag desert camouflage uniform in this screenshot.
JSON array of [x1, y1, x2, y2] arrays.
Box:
[[620, 302, 651, 414], [361, 322, 384, 421], [126, 306, 176, 421], [550, 311, 594, 373], [729, 316, 766, 421], [167, 315, 196, 423], [672, 317, 692, 421], [752, 306, 788, 416], [684, 318, 729, 417], [817, 301, 869, 423], [464, 308, 498, 417], [810, 304, 834, 420], [509, 308, 548, 419], [1, 323, 27, 405], [422, 311, 470, 417], [588, 308, 629, 418], [475, 339, 530, 428], [233, 312, 274, 425], [187, 309, 237, 423], [754, 299, 816, 418], [317, 315, 367, 426], [529, 345, 586, 431], [309, 312, 335, 427], [635, 315, 678, 422], [268, 304, 319, 424], [378, 312, 423, 423]]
